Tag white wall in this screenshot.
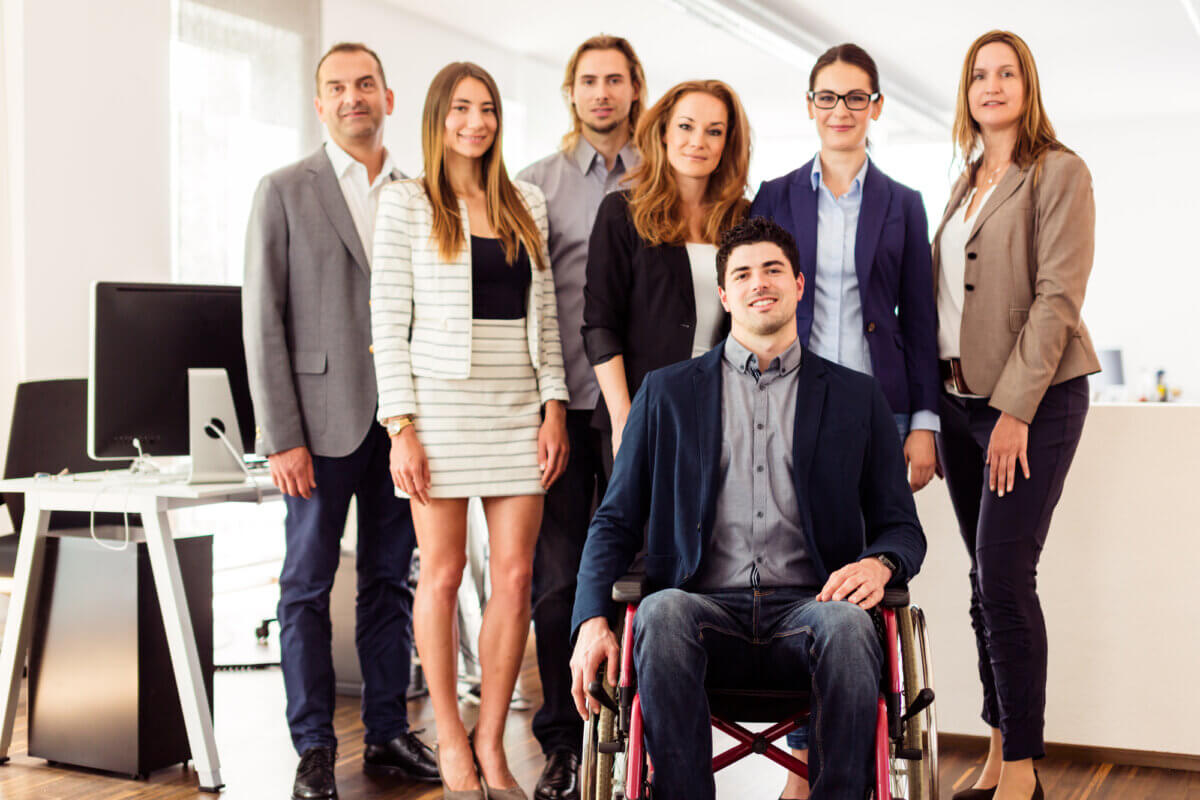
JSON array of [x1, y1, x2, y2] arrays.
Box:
[[1059, 114, 1200, 400], [0, 0, 173, 472], [0, 1, 18, 485], [322, 0, 564, 178]]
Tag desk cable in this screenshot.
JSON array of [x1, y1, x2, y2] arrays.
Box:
[[204, 423, 264, 504]]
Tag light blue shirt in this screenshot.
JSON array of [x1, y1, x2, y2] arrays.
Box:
[[810, 155, 937, 434]]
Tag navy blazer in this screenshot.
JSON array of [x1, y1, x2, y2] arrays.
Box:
[[571, 343, 927, 634], [749, 158, 940, 420]]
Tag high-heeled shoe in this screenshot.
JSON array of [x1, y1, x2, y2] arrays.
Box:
[[953, 769, 1042, 800], [434, 743, 485, 800], [469, 729, 528, 800]]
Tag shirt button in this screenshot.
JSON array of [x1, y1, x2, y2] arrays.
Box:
[[757, 423, 764, 430], [756, 556, 764, 564], [756, 465, 764, 472], [756, 511, 764, 519]]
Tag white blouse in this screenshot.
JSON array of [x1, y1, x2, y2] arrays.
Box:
[[936, 184, 994, 397], [685, 242, 724, 358]]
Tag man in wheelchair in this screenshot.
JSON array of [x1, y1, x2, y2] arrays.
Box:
[[569, 217, 927, 799]]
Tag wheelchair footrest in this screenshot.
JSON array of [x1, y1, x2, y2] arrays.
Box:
[[598, 741, 624, 754], [895, 746, 923, 760]]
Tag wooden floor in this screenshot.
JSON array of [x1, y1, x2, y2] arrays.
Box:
[[0, 647, 1195, 799]]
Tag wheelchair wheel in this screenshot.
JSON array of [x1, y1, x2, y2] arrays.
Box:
[[890, 604, 939, 800], [581, 677, 619, 800]]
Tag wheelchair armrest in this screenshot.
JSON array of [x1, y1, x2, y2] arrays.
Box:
[[881, 587, 910, 608], [612, 572, 648, 605]]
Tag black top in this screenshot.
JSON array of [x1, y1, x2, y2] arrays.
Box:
[[582, 191, 730, 431], [471, 235, 531, 320]]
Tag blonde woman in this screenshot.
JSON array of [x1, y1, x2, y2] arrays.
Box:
[[934, 31, 1099, 800], [371, 62, 569, 800], [582, 79, 750, 468]]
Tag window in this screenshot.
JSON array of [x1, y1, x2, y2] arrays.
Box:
[[170, 0, 320, 285]]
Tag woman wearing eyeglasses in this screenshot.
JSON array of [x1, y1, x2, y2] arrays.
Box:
[[749, 42, 940, 800], [936, 31, 1098, 800]]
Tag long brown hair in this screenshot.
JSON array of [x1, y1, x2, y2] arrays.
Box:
[[952, 30, 1070, 180], [625, 80, 750, 247], [560, 35, 647, 152], [420, 62, 546, 270]]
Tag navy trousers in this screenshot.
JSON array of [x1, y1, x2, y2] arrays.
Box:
[[937, 376, 1088, 760], [532, 409, 607, 756], [278, 425, 417, 753]]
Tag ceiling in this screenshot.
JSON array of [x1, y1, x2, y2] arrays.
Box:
[[380, 0, 1200, 138]]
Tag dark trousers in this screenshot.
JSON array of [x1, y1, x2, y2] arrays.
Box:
[[633, 588, 881, 800], [532, 409, 607, 756], [936, 376, 1088, 761], [278, 424, 417, 753]]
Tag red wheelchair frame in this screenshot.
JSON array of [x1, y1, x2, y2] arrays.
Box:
[[582, 577, 937, 800]]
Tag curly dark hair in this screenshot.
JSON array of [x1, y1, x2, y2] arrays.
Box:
[[715, 216, 801, 288]]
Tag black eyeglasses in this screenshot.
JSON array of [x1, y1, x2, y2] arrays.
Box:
[[806, 90, 880, 111]]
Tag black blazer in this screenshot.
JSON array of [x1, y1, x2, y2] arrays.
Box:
[[582, 191, 730, 431]]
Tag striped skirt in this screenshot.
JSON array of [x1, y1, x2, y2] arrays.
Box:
[[406, 317, 544, 498]]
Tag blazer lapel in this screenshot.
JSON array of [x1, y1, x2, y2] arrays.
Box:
[[310, 152, 370, 276], [967, 165, 1029, 244], [854, 163, 888, 293], [931, 175, 970, 287], [791, 351, 828, 507], [790, 163, 819, 345], [669, 244, 697, 324], [692, 347, 724, 536]]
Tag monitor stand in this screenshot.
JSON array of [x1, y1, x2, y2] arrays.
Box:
[[187, 368, 247, 484]]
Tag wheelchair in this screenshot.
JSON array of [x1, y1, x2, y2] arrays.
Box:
[[580, 574, 939, 800]]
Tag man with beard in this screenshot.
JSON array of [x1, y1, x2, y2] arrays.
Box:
[[568, 217, 926, 800], [516, 34, 646, 800], [243, 42, 437, 800]]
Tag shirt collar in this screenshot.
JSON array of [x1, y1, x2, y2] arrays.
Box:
[[570, 137, 637, 176], [325, 139, 396, 185], [723, 335, 803, 378], [810, 153, 870, 194]]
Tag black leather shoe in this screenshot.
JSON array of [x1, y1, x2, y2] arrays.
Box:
[[293, 745, 337, 800], [534, 750, 580, 800], [363, 731, 440, 783]]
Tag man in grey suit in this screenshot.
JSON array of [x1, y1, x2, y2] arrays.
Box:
[[243, 42, 437, 800]]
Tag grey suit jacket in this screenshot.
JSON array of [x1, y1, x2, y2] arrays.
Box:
[[243, 147, 405, 458]]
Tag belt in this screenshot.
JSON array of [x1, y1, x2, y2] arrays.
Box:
[[939, 358, 974, 395]]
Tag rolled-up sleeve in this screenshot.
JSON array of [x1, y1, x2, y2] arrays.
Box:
[[582, 192, 635, 366]]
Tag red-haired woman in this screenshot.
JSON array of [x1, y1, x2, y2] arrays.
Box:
[[582, 79, 751, 468]]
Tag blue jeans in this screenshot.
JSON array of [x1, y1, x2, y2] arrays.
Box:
[[633, 587, 882, 800], [783, 413, 910, 754]]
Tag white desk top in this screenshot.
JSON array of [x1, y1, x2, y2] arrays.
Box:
[[0, 470, 279, 503]]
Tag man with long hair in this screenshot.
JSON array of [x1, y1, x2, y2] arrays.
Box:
[[243, 42, 437, 800], [516, 34, 645, 800]]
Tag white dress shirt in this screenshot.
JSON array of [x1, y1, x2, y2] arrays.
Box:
[[325, 140, 398, 264]]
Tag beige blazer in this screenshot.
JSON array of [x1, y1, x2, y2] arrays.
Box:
[[370, 178, 569, 422], [932, 150, 1101, 422]]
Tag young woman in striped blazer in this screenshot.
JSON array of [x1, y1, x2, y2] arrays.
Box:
[[371, 62, 569, 800]]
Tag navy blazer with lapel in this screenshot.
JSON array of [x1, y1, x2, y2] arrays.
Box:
[[571, 342, 927, 634], [749, 158, 940, 420]]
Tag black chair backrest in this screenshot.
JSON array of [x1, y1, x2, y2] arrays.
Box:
[[3, 378, 134, 532]]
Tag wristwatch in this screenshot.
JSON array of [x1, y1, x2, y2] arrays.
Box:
[[385, 415, 414, 437], [874, 553, 898, 575]]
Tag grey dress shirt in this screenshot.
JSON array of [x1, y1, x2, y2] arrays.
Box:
[[690, 336, 820, 592], [518, 139, 639, 411]]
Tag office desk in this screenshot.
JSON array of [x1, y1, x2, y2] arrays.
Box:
[[0, 471, 279, 791]]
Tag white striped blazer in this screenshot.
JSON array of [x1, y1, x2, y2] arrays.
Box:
[[371, 178, 569, 421]]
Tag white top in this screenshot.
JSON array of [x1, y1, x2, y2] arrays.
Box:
[[937, 184, 996, 360], [324, 140, 399, 263], [937, 184, 994, 398], [685, 243, 723, 358]]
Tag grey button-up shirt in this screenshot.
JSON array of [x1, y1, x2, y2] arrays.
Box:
[[518, 139, 639, 411], [690, 335, 820, 591]]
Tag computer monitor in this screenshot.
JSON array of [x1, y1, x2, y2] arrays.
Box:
[[88, 282, 256, 466]]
